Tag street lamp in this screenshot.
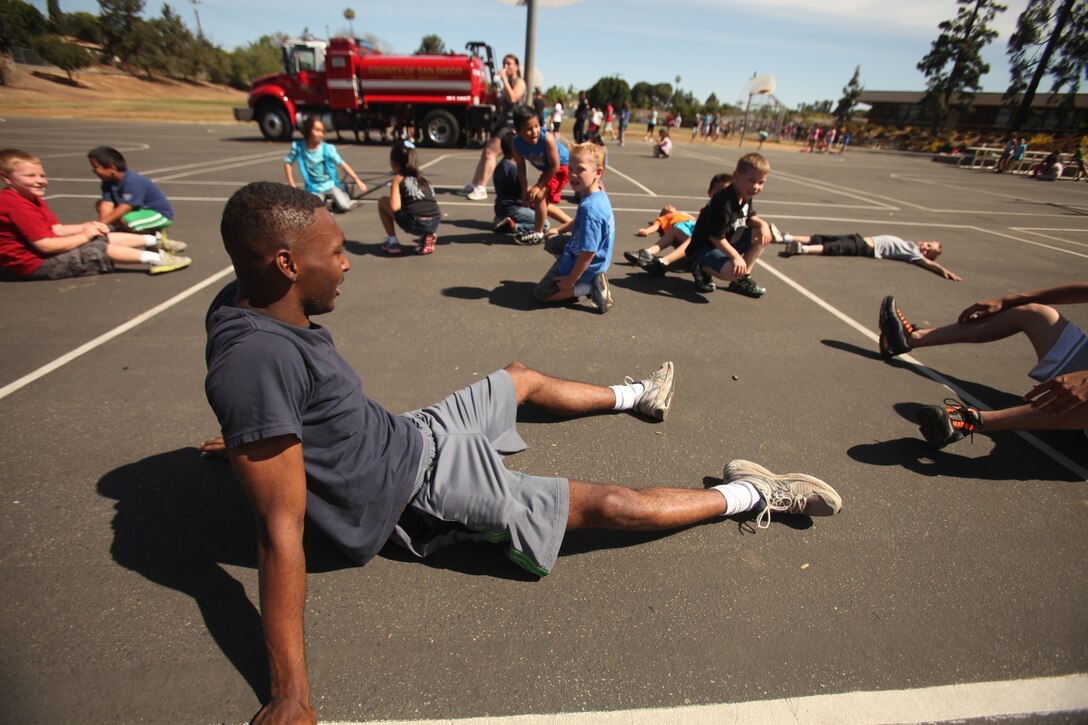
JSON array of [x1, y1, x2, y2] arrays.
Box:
[[499, 0, 583, 100]]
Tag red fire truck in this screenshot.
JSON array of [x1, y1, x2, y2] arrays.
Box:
[[234, 37, 500, 147]]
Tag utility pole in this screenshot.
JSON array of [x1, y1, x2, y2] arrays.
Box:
[[524, 0, 537, 100], [189, 0, 204, 38]]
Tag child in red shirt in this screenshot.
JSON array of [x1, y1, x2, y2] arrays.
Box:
[[0, 148, 192, 280]]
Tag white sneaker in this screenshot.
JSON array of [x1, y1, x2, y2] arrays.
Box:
[[148, 252, 192, 275], [457, 183, 477, 196], [466, 185, 488, 201], [723, 459, 842, 528]]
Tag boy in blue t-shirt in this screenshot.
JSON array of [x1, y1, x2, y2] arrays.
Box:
[[88, 146, 175, 235], [511, 106, 573, 246], [533, 142, 614, 313]]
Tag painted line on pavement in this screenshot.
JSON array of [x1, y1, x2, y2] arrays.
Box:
[[322, 673, 1088, 725], [0, 265, 235, 402], [604, 164, 659, 196]]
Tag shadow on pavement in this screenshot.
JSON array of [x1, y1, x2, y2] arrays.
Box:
[[97, 449, 357, 703], [847, 435, 1081, 482], [609, 270, 711, 303], [443, 281, 587, 312]]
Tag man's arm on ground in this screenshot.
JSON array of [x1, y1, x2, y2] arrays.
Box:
[[914, 258, 962, 281], [228, 435, 317, 725], [959, 281, 1088, 323]]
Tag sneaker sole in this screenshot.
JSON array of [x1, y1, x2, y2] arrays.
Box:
[[641, 361, 674, 420], [594, 276, 613, 314], [917, 405, 954, 448], [879, 295, 912, 356]]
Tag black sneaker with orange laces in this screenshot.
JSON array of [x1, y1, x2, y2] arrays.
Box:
[[879, 295, 915, 359], [917, 399, 983, 449]]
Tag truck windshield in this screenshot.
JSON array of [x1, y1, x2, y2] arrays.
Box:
[[290, 46, 323, 73]]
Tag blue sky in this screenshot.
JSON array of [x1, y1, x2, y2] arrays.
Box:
[[37, 0, 1029, 108]]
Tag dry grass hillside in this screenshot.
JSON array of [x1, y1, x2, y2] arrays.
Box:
[[0, 66, 247, 123]]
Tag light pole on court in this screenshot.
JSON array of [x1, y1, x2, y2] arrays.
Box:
[[500, 0, 583, 102]]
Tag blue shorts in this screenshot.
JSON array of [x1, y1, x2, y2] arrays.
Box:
[[392, 370, 569, 577], [672, 220, 696, 239], [692, 227, 754, 273]]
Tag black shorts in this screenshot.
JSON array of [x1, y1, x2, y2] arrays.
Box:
[[808, 234, 873, 257]]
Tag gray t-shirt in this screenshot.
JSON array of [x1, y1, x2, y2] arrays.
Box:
[[205, 291, 422, 564], [872, 235, 924, 262]]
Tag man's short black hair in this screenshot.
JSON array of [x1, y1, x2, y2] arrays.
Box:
[[87, 146, 127, 171], [221, 181, 324, 281]]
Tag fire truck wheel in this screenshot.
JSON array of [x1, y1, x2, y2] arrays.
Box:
[[422, 110, 460, 148], [257, 103, 293, 142]]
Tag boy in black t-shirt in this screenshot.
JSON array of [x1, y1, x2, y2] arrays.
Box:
[[684, 153, 775, 297]]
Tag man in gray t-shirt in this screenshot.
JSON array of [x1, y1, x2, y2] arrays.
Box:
[[780, 232, 962, 281], [200, 182, 844, 723]]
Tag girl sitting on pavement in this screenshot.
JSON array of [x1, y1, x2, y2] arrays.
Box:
[[283, 116, 366, 213]]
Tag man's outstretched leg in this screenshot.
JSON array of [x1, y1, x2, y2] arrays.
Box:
[[505, 360, 675, 421], [878, 295, 1067, 362], [566, 459, 842, 532]]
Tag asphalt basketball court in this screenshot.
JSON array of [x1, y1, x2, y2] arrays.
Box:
[[1, 117, 1086, 723]]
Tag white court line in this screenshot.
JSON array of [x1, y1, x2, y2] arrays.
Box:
[[144, 150, 285, 175], [0, 265, 235, 402], [1009, 227, 1088, 251], [327, 673, 1088, 725], [759, 260, 1088, 481], [981, 226, 1088, 259], [603, 164, 659, 196], [156, 155, 293, 181]]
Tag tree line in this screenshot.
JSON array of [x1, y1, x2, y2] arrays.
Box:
[[0, 0, 285, 88]]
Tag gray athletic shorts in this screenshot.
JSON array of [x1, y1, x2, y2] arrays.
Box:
[[26, 237, 115, 280], [391, 369, 570, 577], [1028, 320, 1088, 382]]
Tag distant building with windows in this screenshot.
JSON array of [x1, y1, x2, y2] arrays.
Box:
[[858, 91, 1087, 134]]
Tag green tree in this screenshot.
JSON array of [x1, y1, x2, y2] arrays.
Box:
[[543, 84, 567, 103], [833, 65, 863, 125], [35, 34, 93, 81], [703, 92, 720, 113], [98, 0, 145, 65], [47, 0, 64, 30], [917, 0, 1007, 128], [1004, 0, 1087, 131], [586, 75, 630, 110], [416, 34, 446, 55], [0, 0, 47, 85], [229, 35, 283, 89], [65, 12, 103, 45], [630, 81, 653, 108], [651, 82, 673, 108]]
